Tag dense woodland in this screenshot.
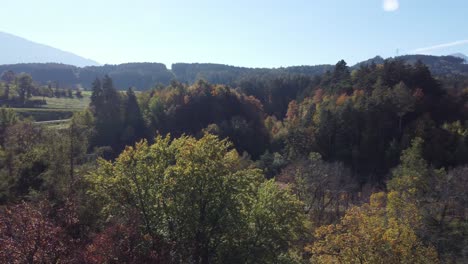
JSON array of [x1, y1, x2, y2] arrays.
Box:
[[1, 54, 466, 91], [0, 58, 467, 263]]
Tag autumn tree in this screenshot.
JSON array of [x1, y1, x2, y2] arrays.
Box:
[[0, 202, 77, 263], [278, 154, 357, 226], [308, 192, 439, 264], [87, 134, 307, 263], [389, 137, 468, 262]]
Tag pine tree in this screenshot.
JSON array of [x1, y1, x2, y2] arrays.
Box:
[[122, 87, 145, 145], [89, 76, 123, 153]]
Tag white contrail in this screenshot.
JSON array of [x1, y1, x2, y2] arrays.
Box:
[[412, 40, 468, 54]]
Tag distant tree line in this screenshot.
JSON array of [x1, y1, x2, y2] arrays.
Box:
[[1, 54, 467, 91]]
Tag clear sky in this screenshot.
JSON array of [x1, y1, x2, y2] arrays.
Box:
[[1, 0, 467, 68]]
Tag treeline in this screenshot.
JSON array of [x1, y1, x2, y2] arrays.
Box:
[[0, 54, 467, 92], [0, 63, 174, 90], [0, 62, 329, 90], [0, 58, 467, 263], [0, 71, 83, 108]]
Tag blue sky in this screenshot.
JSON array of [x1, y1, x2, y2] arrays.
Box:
[[1, 0, 467, 68]]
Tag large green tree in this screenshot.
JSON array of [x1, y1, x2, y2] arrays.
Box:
[[88, 134, 307, 263]]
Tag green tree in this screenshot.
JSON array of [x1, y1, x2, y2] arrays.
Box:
[[88, 134, 307, 263], [0, 108, 18, 145], [389, 138, 468, 262], [392, 82, 415, 133], [0, 70, 15, 84], [15, 74, 33, 104], [121, 87, 145, 145], [90, 76, 123, 152], [90, 78, 103, 114]]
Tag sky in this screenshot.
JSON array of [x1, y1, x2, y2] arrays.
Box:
[[1, 0, 467, 68]]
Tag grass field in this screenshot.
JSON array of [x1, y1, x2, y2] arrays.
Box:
[[31, 94, 90, 111], [11, 93, 90, 122], [13, 108, 75, 121]]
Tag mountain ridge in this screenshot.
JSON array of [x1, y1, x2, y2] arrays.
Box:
[[0, 31, 100, 67]]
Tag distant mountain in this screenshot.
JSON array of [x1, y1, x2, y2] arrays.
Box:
[[0, 32, 99, 67], [450, 53, 468, 63], [354, 54, 468, 77]]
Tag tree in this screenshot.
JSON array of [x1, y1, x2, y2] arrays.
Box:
[[15, 73, 33, 104], [307, 192, 439, 264], [85, 221, 169, 264], [0, 70, 15, 84], [392, 82, 415, 133], [67, 88, 74, 98], [90, 78, 103, 113], [389, 138, 468, 262], [0, 202, 77, 263], [278, 155, 357, 226], [90, 76, 123, 152], [87, 134, 307, 263], [0, 108, 18, 145], [2, 84, 10, 100], [75, 90, 83, 98], [388, 137, 429, 196], [121, 87, 145, 146]]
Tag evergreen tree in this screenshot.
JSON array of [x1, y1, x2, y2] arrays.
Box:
[[122, 87, 145, 145], [90, 78, 103, 113], [90, 76, 123, 154]]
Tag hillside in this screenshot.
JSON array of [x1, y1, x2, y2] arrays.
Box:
[[0, 62, 332, 90], [0, 63, 174, 90], [1, 54, 468, 90], [0, 32, 99, 67]]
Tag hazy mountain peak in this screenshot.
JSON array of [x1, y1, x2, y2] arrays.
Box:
[[450, 53, 468, 63], [0, 31, 99, 67]]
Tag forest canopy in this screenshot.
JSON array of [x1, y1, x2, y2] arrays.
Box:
[[0, 57, 467, 263]]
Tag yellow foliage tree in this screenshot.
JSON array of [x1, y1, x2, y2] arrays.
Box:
[[307, 192, 439, 264]]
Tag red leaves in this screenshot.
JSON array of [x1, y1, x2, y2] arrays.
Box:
[[0, 200, 169, 263], [84, 223, 169, 264], [0, 202, 76, 263]]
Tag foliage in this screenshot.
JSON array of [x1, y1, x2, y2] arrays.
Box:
[[141, 80, 270, 158], [0, 201, 78, 263], [87, 134, 308, 263], [307, 192, 439, 264], [388, 138, 468, 262], [278, 156, 357, 226]]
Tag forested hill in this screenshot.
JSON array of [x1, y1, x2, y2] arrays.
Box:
[[0, 62, 332, 90], [355, 54, 468, 76], [0, 63, 174, 90], [0, 54, 467, 90], [171, 63, 333, 85]]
